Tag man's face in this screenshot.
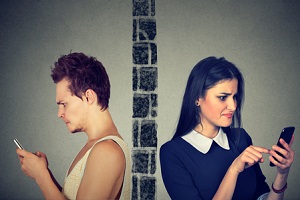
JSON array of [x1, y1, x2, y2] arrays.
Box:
[[55, 78, 87, 133]]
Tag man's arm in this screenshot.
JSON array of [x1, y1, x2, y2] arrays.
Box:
[[35, 170, 66, 200], [76, 140, 126, 200], [48, 168, 62, 192], [16, 150, 65, 200]]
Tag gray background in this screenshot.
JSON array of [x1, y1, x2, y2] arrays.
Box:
[[1, 0, 299, 199]]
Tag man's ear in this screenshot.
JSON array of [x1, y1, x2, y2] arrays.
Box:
[[84, 89, 96, 104]]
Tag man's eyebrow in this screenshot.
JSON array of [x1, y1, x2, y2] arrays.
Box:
[[57, 101, 63, 105]]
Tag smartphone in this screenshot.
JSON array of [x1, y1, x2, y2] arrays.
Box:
[[14, 138, 24, 150], [270, 126, 295, 167]]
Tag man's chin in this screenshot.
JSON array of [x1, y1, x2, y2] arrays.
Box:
[[70, 128, 81, 134]]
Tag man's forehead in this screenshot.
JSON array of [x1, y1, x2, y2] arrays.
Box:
[[56, 78, 70, 88], [56, 79, 72, 100]]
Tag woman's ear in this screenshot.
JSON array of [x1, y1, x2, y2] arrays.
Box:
[[195, 99, 200, 106]]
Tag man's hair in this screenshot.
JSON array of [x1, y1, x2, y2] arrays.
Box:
[[51, 52, 110, 110]]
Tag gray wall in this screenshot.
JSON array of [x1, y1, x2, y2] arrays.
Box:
[[0, 0, 299, 199]]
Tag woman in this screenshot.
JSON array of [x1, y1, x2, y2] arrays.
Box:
[[160, 57, 294, 200]]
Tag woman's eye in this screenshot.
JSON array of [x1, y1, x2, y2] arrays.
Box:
[[219, 96, 226, 101]]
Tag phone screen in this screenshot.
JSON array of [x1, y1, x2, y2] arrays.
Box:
[[270, 126, 295, 167]]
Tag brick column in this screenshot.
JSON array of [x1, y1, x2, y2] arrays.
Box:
[[132, 0, 157, 199]]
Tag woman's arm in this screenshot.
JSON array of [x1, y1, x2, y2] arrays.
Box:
[[16, 149, 66, 200], [266, 135, 295, 200], [160, 144, 204, 200], [212, 146, 270, 200]]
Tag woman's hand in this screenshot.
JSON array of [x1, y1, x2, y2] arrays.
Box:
[[16, 149, 49, 180], [230, 146, 270, 174], [269, 134, 295, 175]]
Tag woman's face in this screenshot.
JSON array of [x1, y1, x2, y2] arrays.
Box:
[[197, 78, 238, 132]]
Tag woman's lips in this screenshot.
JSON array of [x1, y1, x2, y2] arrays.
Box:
[[222, 113, 233, 118]]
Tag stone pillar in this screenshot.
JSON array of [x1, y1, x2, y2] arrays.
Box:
[[132, 0, 157, 199]]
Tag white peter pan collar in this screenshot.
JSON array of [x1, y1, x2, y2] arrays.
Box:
[[182, 128, 230, 154]]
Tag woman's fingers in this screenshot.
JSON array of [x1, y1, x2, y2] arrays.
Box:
[[289, 134, 295, 146], [240, 146, 270, 169], [245, 146, 269, 162], [251, 146, 270, 154], [269, 137, 294, 174], [270, 146, 294, 165], [279, 138, 291, 152]]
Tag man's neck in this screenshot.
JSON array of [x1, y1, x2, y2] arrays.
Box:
[[85, 108, 119, 142]]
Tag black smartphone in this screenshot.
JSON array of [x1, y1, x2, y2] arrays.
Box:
[[14, 138, 24, 150], [270, 126, 295, 167]]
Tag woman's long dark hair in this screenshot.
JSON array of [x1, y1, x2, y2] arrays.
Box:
[[172, 57, 244, 139]]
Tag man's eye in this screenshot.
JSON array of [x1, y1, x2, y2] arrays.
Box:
[[59, 103, 67, 107]]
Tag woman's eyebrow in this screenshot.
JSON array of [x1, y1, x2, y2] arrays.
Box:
[[219, 92, 231, 95]]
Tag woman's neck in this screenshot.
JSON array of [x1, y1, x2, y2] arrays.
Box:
[[194, 125, 219, 139]]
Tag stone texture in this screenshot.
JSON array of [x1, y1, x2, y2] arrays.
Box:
[[140, 120, 157, 147]]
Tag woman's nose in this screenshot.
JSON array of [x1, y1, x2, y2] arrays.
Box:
[[227, 98, 237, 111]]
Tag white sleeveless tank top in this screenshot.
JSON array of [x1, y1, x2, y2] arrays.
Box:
[[62, 135, 131, 200]]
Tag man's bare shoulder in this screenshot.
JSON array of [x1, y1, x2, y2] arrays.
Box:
[[89, 139, 125, 163]]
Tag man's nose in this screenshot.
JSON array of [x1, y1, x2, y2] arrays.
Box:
[[57, 107, 64, 118]]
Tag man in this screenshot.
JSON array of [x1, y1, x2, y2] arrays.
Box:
[[16, 52, 130, 200]]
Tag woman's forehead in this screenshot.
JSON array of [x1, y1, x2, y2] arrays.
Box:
[[206, 79, 238, 93]]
